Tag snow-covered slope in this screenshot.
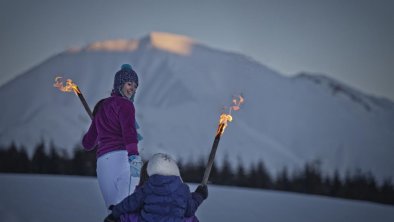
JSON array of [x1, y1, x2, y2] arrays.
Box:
[[0, 32, 393, 180], [1, 174, 393, 222]]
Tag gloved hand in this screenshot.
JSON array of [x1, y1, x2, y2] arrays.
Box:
[[195, 185, 208, 200], [129, 155, 142, 177], [104, 213, 117, 222]]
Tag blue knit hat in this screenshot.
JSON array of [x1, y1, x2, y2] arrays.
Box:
[[112, 64, 139, 95]]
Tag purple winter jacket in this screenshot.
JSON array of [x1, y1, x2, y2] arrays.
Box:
[[112, 175, 204, 222], [82, 93, 138, 157]]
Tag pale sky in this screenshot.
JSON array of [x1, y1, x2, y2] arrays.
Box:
[[1, 0, 393, 101]]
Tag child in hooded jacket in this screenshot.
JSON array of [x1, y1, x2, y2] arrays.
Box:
[[82, 64, 143, 209], [104, 153, 208, 222]]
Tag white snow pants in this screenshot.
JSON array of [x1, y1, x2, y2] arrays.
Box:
[[96, 150, 140, 209]]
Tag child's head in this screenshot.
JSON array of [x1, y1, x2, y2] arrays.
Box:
[[147, 153, 180, 177]]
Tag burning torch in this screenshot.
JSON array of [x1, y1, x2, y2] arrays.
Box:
[[201, 95, 244, 185], [53, 77, 93, 120]]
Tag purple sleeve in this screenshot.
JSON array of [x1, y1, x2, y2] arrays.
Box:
[[118, 101, 139, 155], [126, 143, 138, 156], [82, 120, 98, 151], [185, 191, 204, 217], [112, 186, 145, 218]]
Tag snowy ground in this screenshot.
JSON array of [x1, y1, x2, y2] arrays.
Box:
[[0, 174, 393, 222]]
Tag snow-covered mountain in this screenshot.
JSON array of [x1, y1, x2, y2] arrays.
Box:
[[1, 174, 394, 222], [0, 32, 393, 181]]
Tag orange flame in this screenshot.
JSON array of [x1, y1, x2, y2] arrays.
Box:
[[53, 77, 80, 95], [216, 95, 244, 136], [230, 95, 244, 113]]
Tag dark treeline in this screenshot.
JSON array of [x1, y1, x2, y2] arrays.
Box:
[[180, 157, 394, 206], [0, 142, 96, 176], [1, 143, 393, 205]]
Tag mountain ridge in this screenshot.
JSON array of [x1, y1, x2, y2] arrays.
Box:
[[0, 33, 393, 181]]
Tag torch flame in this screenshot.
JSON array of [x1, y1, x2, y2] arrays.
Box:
[[216, 95, 244, 136], [230, 95, 244, 113], [53, 77, 81, 95]]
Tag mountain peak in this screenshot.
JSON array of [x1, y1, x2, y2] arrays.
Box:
[[68, 32, 195, 55], [142, 32, 195, 55], [68, 39, 139, 52]]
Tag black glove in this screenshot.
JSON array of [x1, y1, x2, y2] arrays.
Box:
[[195, 184, 208, 200], [108, 205, 115, 211], [104, 213, 117, 222]]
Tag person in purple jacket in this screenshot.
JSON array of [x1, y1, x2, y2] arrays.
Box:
[[104, 153, 207, 222], [82, 64, 143, 209]]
